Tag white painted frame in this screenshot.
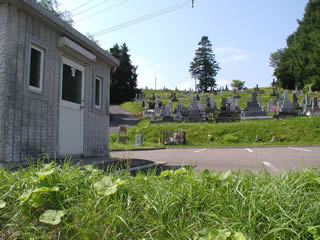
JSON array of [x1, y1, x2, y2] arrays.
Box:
[[95, 76, 102, 109], [28, 44, 45, 93], [59, 56, 85, 154]]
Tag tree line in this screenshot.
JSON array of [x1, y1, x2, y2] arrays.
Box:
[[270, 0, 320, 90]]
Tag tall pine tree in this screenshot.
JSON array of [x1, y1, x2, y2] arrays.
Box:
[[189, 36, 220, 92], [110, 43, 138, 103], [271, 0, 320, 90]]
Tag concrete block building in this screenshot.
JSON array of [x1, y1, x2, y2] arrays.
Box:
[[0, 0, 119, 164]]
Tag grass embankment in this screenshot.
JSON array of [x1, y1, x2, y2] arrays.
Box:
[[0, 163, 320, 239], [110, 117, 320, 149]]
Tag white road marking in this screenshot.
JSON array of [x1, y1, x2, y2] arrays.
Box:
[[262, 161, 280, 172], [194, 148, 207, 153], [262, 161, 272, 167], [246, 148, 253, 153], [288, 147, 312, 152]]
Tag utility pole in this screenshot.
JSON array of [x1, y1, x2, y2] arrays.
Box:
[[194, 77, 197, 93], [192, 0, 194, 8], [155, 77, 157, 91]]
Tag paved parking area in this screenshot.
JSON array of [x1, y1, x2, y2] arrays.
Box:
[[111, 146, 320, 173]]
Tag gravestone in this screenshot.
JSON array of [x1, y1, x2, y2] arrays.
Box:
[[174, 104, 183, 121], [160, 104, 166, 117], [188, 97, 192, 110], [216, 98, 239, 122], [234, 90, 241, 98], [303, 94, 312, 115], [210, 94, 215, 109], [180, 98, 184, 106], [143, 107, 148, 116], [171, 93, 178, 102], [188, 96, 202, 121], [310, 97, 320, 116], [151, 112, 156, 121], [168, 101, 172, 115], [270, 87, 277, 97], [117, 126, 126, 143], [268, 99, 275, 112], [135, 134, 143, 146], [292, 93, 300, 111], [308, 85, 313, 95], [154, 99, 160, 113], [279, 90, 292, 112], [277, 90, 298, 118], [242, 92, 267, 117]]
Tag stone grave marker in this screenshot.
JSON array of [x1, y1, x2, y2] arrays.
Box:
[[117, 126, 127, 143], [135, 134, 143, 146], [188, 96, 202, 121], [241, 92, 267, 118], [174, 104, 183, 121]]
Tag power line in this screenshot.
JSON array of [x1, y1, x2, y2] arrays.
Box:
[[73, 0, 112, 17], [74, 0, 128, 23], [70, 0, 94, 13], [92, 0, 189, 36]]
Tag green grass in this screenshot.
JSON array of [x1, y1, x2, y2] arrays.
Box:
[[110, 117, 320, 149], [0, 161, 319, 239]]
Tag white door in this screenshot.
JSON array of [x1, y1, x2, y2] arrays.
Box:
[[59, 57, 84, 155]]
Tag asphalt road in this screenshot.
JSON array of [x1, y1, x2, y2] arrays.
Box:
[[109, 105, 139, 133], [111, 146, 320, 173]]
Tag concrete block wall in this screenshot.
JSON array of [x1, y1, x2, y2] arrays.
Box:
[[1, 2, 112, 163], [0, 3, 8, 162]]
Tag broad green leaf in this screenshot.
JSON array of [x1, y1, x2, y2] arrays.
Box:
[[115, 179, 126, 186], [36, 169, 55, 180], [174, 168, 187, 175], [19, 187, 59, 202], [314, 177, 320, 185], [218, 170, 232, 181], [33, 187, 59, 193], [308, 226, 320, 240], [195, 228, 231, 240], [208, 229, 231, 240], [0, 200, 6, 209], [19, 189, 33, 202], [94, 176, 118, 196], [160, 170, 173, 177], [39, 210, 65, 225], [231, 232, 247, 240]]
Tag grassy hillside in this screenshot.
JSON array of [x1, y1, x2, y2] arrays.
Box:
[[121, 87, 320, 116], [110, 117, 320, 149], [0, 163, 319, 239]]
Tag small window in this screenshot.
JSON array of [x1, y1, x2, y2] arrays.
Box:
[[29, 45, 44, 92], [62, 64, 82, 104], [95, 77, 102, 108]]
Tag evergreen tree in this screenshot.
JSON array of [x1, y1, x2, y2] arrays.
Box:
[[271, 0, 320, 90], [189, 36, 220, 92], [110, 43, 138, 103]]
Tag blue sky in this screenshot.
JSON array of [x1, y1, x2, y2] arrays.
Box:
[[58, 0, 309, 90]]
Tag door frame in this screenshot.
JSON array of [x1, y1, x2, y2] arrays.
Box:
[[59, 56, 85, 155]]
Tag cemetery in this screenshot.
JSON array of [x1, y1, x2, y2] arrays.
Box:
[[136, 86, 319, 123], [110, 86, 320, 149]]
